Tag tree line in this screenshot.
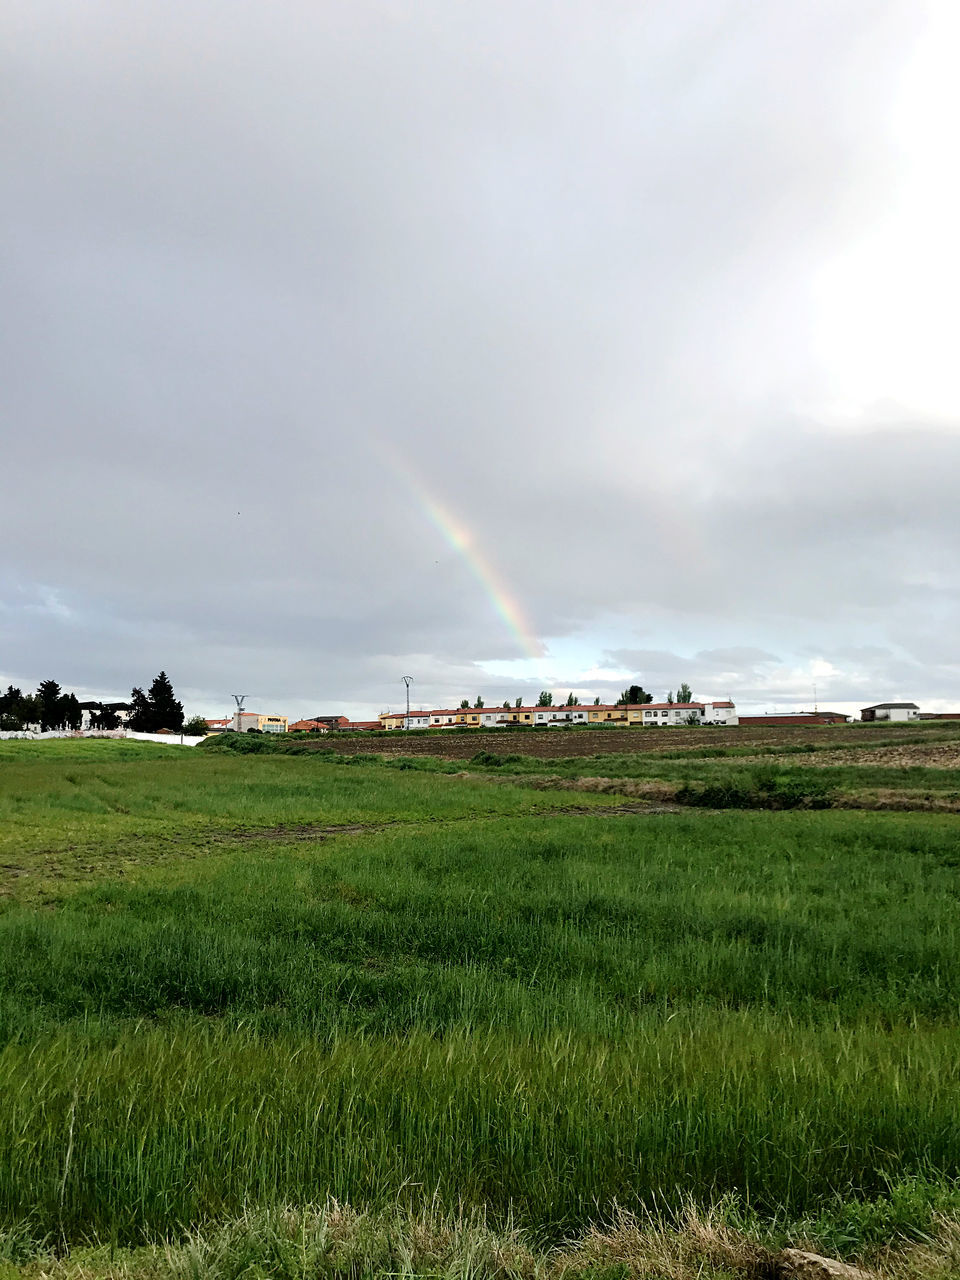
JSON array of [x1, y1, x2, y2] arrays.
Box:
[[0, 672, 197, 734], [0, 681, 82, 731]]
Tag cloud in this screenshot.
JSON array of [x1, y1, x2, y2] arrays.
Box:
[[1, 1, 957, 716]]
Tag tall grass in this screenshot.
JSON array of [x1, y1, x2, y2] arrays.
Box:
[[2, 742, 960, 1250], [2, 1017, 959, 1242], [2, 814, 960, 1038]]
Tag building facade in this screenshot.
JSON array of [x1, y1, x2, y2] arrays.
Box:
[[533, 706, 591, 726], [860, 703, 919, 722], [235, 712, 288, 733], [630, 701, 738, 726]]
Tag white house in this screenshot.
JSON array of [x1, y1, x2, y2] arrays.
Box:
[[479, 710, 512, 728], [860, 702, 919, 722], [78, 701, 134, 731], [704, 700, 738, 726], [635, 700, 738, 727], [637, 702, 705, 726], [533, 707, 591, 726]]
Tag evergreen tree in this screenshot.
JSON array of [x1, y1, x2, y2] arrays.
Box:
[[148, 671, 184, 730], [459, 699, 470, 710], [564, 692, 580, 706], [0, 686, 28, 729], [92, 705, 120, 730], [503, 700, 511, 709], [675, 682, 694, 703], [536, 691, 553, 706], [474, 696, 484, 708], [618, 684, 653, 706], [36, 680, 64, 730], [515, 697, 523, 708], [60, 692, 82, 730], [129, 687, 154, 731], [594, 696, 601, 705]]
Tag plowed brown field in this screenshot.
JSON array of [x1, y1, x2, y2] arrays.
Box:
[[308, 723, 960, 761]]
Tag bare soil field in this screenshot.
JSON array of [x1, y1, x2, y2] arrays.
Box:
[[308, 723, 959, 761], [756, 742, 960, 769]]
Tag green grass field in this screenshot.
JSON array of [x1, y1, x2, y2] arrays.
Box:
[[1, 737, 959, 1277]]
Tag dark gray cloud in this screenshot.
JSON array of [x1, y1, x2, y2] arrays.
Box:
[[2, 1, 957, 718]]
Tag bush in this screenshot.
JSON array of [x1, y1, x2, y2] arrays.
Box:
[[677, 768, 834, 810]]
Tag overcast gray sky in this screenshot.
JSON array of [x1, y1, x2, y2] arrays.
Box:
[[3, 1, 958, 719]]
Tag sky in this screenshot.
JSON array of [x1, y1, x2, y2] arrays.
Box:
[[2, 0, 959, 720]]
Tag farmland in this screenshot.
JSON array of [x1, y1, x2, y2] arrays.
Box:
[[284, 718, 960, 759], [1, 732, 959, 1278]]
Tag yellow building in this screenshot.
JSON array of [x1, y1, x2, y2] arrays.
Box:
[[490, 707, 535, 725], [236, 712, 288, 733], [587, 705, 628, 725]]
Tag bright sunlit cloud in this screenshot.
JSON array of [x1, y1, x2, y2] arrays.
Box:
[[812, 1, 960, 426]]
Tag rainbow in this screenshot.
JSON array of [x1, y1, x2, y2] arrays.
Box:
[[376, 442, 544, 661], [419, 491, 545, 661]]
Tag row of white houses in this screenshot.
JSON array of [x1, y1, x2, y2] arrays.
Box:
[[380, 700, 738, 730]]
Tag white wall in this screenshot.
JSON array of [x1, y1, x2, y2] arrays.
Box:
[[0, 729, 204, 746]]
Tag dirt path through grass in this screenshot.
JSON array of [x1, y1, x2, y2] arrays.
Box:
[[204, 797, 682, 841], [0, 798, 681, 898]]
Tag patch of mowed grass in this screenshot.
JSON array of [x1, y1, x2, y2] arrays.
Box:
[[0, 738, 172, 763], [0, 742, 618, 886]]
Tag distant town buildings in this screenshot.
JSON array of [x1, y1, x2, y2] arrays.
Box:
[[378, 700, 740, 730], [197, 694, 955, 737]]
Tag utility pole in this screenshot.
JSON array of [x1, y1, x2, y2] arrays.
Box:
[[401, 676, 413, 731], [231, 693, 247, 733]]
